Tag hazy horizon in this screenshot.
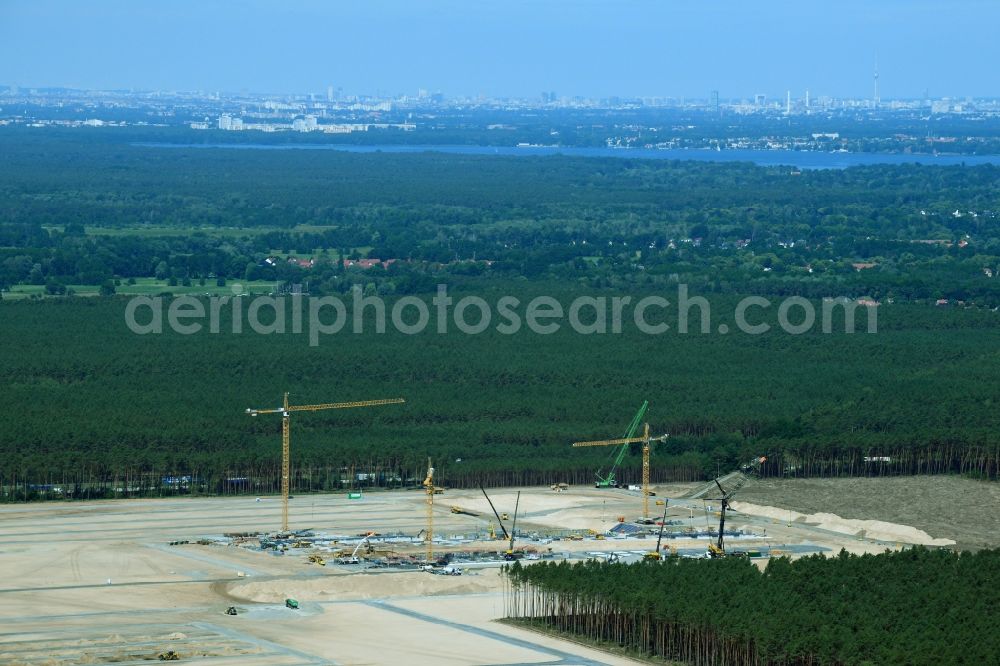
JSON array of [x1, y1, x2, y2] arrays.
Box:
[[1, 0, 998, 99]]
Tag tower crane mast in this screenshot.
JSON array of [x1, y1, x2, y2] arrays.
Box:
[[246, 392, 404, 531], [423, 458, 435, 562]]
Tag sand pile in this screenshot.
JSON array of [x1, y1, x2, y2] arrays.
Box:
[[731, 502, 956, 546], [227, 570, 504, 603]]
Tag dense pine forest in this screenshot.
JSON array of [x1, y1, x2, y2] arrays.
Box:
[[0, 290, 997, 500], [1, 130, 999, 499], [504, 548, 1000, 665]]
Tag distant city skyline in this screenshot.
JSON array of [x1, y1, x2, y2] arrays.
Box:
[[1, 0, 998, 99], [2, 85, 992, 106]]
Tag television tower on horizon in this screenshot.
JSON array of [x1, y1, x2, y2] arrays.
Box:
[[874, 53, 880, 108]]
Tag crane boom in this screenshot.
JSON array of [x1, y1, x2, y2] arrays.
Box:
[[573, 435, 648, 448], [595, 401, 649, 487], [507, 491, 521, 557], [726, 456, 767, 496], [479, 485, 510, 540], [289, 398, 404, 413], [248, 398, 404, 415], [655, 504, 668, 552], [351, 535, 370, 559], [246, 392, 404, 531]]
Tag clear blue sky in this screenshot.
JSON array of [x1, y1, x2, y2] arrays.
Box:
[[1, 0, 996, 99]]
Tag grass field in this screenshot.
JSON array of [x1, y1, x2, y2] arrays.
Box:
[[2, 278, 282, 299], [40, 223, 345, 237]]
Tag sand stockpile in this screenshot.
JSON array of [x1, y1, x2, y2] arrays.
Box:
[[226, 570, 505, 603], [730, 501, 956, 546]]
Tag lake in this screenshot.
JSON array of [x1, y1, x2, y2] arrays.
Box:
[[136, 142, 1000, 170]]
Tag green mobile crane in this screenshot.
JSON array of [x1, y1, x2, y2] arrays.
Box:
[[593, 401, 648, 488]]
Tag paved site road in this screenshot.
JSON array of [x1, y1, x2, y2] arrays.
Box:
[[364, 599, 619, 666]]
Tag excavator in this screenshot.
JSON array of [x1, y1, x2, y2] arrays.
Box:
[[706, 456, 766, 558]]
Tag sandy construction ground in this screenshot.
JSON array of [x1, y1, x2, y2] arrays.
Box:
[[735, 476, 1000, 551], [0, 480, 967, 665]]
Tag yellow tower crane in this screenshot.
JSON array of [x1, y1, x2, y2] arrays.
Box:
[[246, 392, 405, 532], [422, 458, 435, 562], [572, 423, 669, 520]]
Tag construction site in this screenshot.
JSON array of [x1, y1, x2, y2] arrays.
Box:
[[0, 397, 976, 665]]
